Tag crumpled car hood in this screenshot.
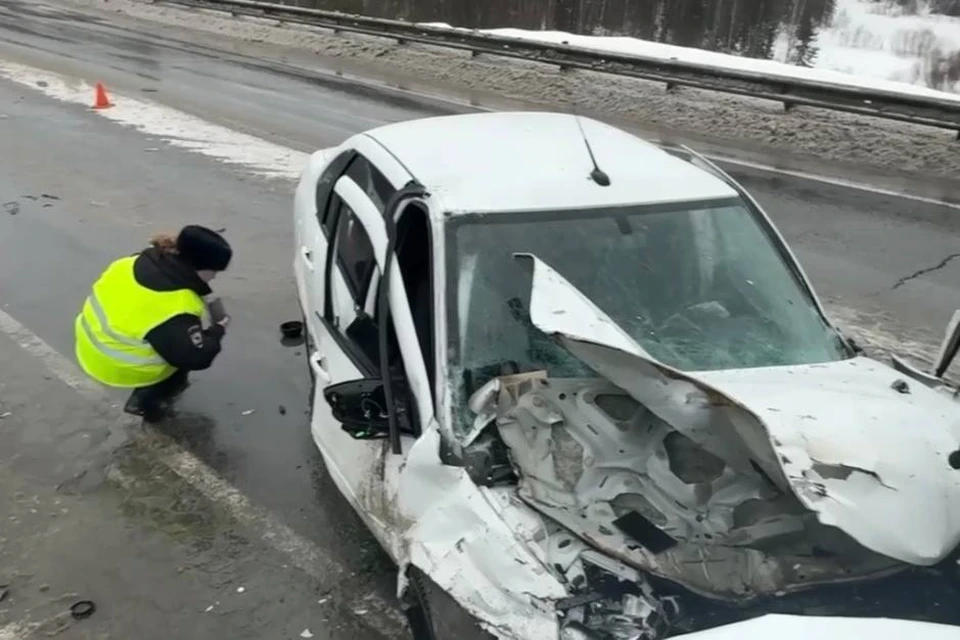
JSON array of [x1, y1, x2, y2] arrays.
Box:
[[518, 253, 960, 566], [697, 359, 960, 566]]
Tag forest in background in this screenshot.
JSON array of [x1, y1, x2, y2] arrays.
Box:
[[281, 0, 960, 88]]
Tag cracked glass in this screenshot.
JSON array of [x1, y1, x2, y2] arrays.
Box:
[[445, 196, 851, 433]]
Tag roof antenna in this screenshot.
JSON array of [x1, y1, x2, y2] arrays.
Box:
[[574, 115, 611, 187]]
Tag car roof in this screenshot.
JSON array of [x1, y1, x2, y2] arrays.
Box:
[[361, 111, 738, 215]]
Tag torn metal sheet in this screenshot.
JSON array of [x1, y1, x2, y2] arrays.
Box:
[[490, 372, 900, 600], [396, 426, 564, 639], [519, 253, 960, 568], [695, 359, 960, 567]]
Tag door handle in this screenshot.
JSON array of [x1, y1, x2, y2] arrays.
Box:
[[301, 246, 314, 269], [309, 352, 331, 383]]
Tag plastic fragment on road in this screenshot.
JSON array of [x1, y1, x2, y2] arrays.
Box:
[[300, 630, 313, 638], [241, 410, 255, 416], [236, 587, 246, 593]]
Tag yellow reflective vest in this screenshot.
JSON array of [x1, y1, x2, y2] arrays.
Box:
[[74, 255, 206, 388]]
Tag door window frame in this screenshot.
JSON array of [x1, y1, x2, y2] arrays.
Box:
[[324, 178, 436, 440]]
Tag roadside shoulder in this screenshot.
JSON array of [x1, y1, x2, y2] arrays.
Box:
[[0, 329, 400, 640], [50, 0, 960, 187]]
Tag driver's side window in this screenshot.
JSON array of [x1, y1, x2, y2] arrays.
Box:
[[324, 194, 383, 372]]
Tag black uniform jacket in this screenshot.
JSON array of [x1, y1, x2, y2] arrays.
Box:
[[134, 247, 225, 371]]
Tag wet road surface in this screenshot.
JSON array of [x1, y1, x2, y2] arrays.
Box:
[[1, 0, 960, 637]]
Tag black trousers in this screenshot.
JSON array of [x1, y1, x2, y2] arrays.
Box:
[[127, 369, 190, 412]]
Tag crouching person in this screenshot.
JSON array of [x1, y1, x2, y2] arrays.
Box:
[[74, 225, 232, 422]]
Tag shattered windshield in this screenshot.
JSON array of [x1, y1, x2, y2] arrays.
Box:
[[445, 196, 850, 430]]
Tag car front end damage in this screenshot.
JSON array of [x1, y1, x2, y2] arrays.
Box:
[[396, 254, 960, 640]]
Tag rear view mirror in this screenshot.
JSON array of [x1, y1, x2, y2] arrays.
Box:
[[323, 378, 391, 440], [934, 310, 960, 378]]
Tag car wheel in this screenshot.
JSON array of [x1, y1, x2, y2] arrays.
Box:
[[405, 567, 494, 640]]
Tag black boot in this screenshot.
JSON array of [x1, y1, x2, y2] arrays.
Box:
[[124, 389, 169, 424], [166, 372, 191, 401]]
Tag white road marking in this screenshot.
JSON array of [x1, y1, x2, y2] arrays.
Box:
[[0, 307, 407, 636], [0, 61, 309, 181], [706, 154, 960, 211]]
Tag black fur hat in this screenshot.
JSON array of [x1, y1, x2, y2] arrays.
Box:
[[176, 225, 232, 272]]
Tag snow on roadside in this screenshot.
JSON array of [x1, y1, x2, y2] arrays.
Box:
[[51, 0, 960, 180], [0, 61, 309, 181], [420, 20, 960, 102], [812, 0, 960, 93]]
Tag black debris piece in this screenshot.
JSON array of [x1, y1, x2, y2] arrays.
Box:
[[613, 510, 678, 554], [70, 600, 96, 620]]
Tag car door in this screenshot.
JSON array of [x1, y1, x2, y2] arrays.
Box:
[[308, 177, 384, 522], [308, 176, 437, 543]]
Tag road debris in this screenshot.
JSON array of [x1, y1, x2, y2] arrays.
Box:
[[236, 586, 246, 593], [3, 201, 19, 215], [241, 410, 255, 416], [300, 630, 313, 638], [70, 600, 96, 619]]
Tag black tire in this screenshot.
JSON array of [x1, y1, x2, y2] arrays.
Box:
[[405, 567, 495, 640]]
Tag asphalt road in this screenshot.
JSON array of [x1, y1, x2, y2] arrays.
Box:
[[1, 1, 959, 638]]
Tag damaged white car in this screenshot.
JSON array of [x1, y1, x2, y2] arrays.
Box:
[[292, 111, 960, 639]]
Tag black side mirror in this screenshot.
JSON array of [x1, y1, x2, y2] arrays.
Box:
[[324, 378, 391, 440], [323, 377, 413, 440]]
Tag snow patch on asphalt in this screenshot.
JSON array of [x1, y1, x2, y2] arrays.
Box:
[[0, 61, 309, 182], [0, 623, 31, 640]]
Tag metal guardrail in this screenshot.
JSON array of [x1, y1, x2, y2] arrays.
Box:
[[159, 0, 960, 135]]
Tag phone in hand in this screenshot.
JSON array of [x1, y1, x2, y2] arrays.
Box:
[[207, 297, 228, 323]]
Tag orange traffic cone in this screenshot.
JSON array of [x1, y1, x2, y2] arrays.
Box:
[[93, 82, 112, 109]]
